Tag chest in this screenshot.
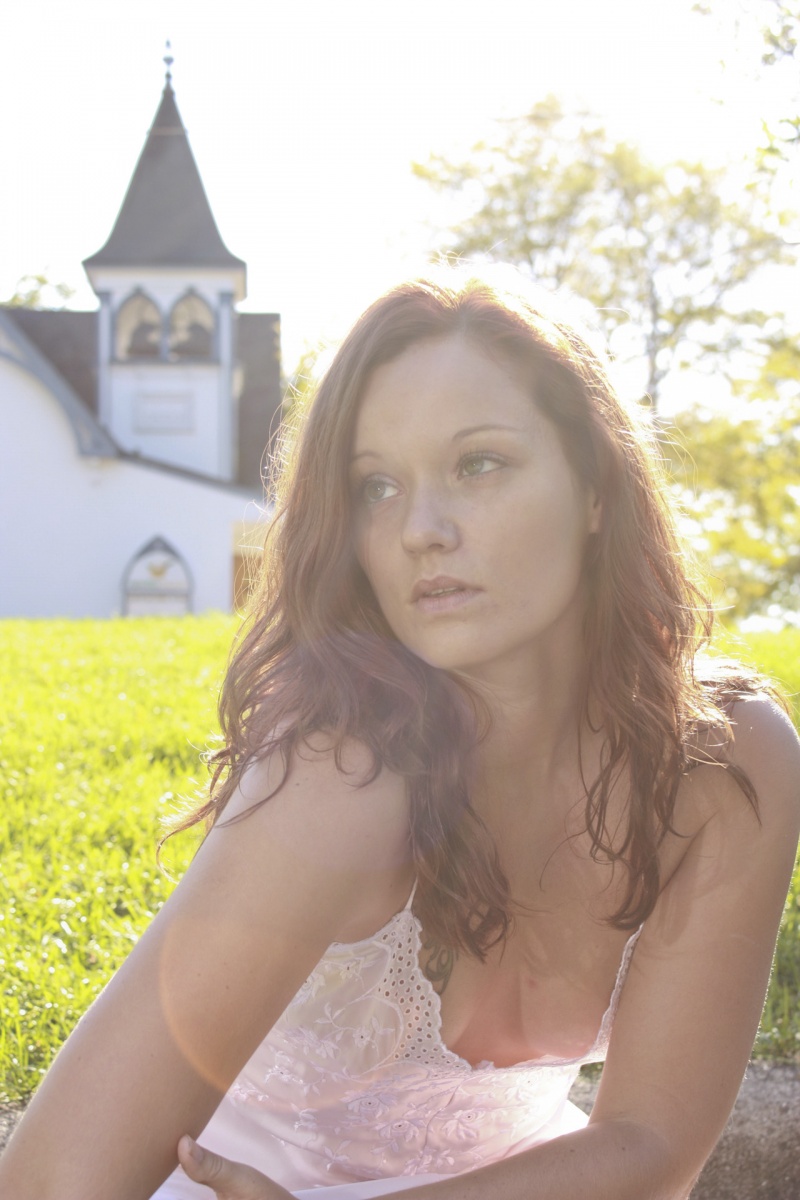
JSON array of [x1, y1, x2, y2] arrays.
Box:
[[429, 911, 635, 1066], [421, 808, 648, 1067]]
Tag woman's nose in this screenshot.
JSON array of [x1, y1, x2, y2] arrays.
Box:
[[400, 486, 460, 555]]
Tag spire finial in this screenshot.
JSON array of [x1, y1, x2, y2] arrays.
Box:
[[163, 39, 174, 86]]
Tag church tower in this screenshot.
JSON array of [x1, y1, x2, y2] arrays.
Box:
[[83, 58, 248, 481], [0, 53, 280, 617]]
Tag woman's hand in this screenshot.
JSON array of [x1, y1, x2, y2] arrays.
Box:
[[177, 1137, 295, 1200]]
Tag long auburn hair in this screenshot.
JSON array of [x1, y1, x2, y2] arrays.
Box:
[[170, 270, 760, 952]]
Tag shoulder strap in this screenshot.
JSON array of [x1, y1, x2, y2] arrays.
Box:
[[403, 876, 418, 911]]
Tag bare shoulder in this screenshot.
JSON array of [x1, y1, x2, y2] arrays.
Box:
[[683, 693, 800, 830], [724, 694, 800, 829], [728, 692, 800, 775], [219, 732, 411, 877]]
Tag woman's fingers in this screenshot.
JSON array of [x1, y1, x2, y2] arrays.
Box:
[[177, 1135, 291, 1199]]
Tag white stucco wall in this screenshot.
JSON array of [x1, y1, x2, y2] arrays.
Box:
[[108, 360, 225, 478], [0, 355, 261, 618]]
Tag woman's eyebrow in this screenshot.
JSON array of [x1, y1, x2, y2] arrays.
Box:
[[351, 423, 529, 463], [453, 423, 528, 440]]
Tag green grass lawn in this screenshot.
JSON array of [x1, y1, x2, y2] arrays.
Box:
[[0, 616, 234, 1103], [1, 616, 798, 1103]]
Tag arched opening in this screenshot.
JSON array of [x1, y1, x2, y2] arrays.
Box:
[[121, 535, 193, 616], [169, 291, 215, 361], [116, 291, 162, 360]]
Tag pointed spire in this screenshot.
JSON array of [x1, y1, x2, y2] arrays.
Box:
[[163, 39, 174, 87], [83, 67, 245, 272]]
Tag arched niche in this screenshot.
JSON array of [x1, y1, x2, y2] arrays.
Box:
[[168, 290, 215, 361], [121, 535, 193, 616], [116, 290, 162, 361]]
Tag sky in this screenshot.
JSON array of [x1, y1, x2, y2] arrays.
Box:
[[1, 0, 796, 370]]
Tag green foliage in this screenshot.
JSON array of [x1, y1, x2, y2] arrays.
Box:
[[762, 0, 799, 65], [1, 618, 798, 1104], [664, 396, 800, 615], [0, 616, 235, 1103], [694, 0, 800, 154], [760, 0, 800, 151], [281, 342, 329, 431], [762, 861, 800, 1059], [413, 97, 794, 406], [4, 273, 75, 309]]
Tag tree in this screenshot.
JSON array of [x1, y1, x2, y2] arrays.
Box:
[[664, 316, 800, 617], [762, 0, 799, 67], [4, 272, 75, 309], [664, 391, 800, 616], [414, 98, 795, 408], [671, 1, 800, 613], [694, 0, 800, 157]]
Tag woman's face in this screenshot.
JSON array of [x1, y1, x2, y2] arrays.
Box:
[[351, 336, 600, 689]]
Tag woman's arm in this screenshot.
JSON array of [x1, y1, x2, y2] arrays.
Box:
[[461, 696, 800, 1198], [0, 738, 412, 1200], [183, 695, 800, 1200], [176, 1124, 674, 1200]]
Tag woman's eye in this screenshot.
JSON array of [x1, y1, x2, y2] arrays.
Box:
[[361, 477, 398, 504], [458, 453, 502, 478]]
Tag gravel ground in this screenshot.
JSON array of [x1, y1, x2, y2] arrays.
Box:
[[569, 1061, 800, 1199], [2, 1061, 798, 1197]]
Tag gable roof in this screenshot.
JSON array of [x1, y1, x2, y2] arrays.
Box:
[[6, 308, 98, 411], [83, 82, 245, 272]]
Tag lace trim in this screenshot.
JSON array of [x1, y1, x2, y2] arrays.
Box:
[[592, 923, 643, 1057], [378, 911, 475, 1070]]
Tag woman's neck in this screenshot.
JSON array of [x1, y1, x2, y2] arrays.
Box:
[[468, 655, 592, 780]]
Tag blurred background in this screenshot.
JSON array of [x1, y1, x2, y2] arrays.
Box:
[[1, 0, 798, 618]]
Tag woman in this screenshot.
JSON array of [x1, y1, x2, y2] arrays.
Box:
[[2, 271, 798, 1200]]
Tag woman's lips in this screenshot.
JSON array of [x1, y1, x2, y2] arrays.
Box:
[[411, 577, 481, 613]]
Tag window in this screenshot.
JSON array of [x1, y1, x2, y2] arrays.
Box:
[[116, 291, 161, 360], [169, 291, 214, 361], [121, 536, 192, 616]]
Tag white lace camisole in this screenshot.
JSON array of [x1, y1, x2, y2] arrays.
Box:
[[151, 888, 641, 1200]]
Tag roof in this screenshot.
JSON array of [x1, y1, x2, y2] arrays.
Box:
[[236, 313, 283, 490], [5, 308, 98, 411], [83, 82, 246, 271]]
